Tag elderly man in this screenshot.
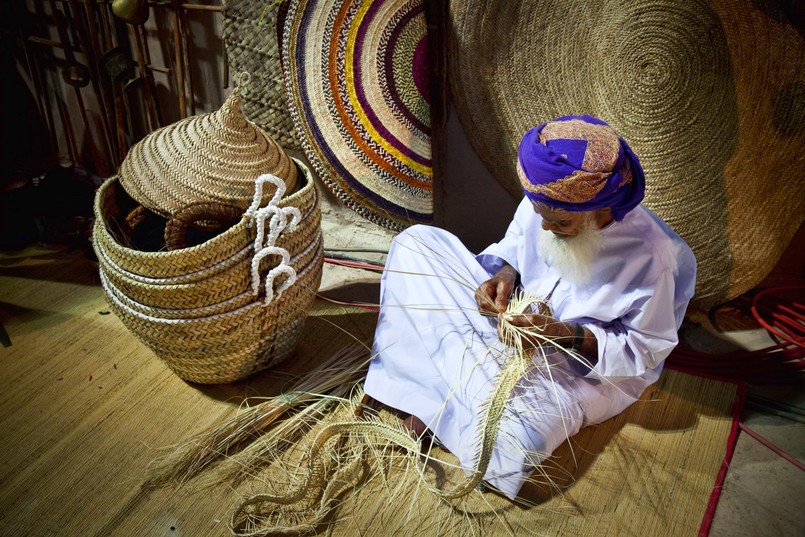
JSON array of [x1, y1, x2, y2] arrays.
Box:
[[363, 115, 696, 499]]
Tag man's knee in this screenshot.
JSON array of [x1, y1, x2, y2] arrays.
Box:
[[391, 224, 441, 254]]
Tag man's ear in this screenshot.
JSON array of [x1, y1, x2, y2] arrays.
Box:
[[595, 208, 614, 228]]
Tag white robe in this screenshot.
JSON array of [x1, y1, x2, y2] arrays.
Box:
[[364, 199, 696, 499]]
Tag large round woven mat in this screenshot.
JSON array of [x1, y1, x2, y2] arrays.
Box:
[[222, 0, 301, 151], [448, 0, 805, 308], [283, 0, 433, 231]]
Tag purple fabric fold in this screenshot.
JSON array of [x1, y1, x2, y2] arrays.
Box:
[[517, 115, 645, 220]]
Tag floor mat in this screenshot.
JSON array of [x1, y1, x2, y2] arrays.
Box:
[[232, 368, 742, 537], [0, 253, 742, 536]]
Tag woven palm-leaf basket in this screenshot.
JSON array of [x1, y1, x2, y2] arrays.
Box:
[[92, 160, 323, 384], [118, 87, 298, 219], [222, 0, 301, 151], [283, 0, 434, 231], [448, 0, 805, 308]]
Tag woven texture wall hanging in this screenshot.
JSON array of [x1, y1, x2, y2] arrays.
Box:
[[222, 0, 302, 151], [283, 0, 433, 231], [448, 0, 805, 308]]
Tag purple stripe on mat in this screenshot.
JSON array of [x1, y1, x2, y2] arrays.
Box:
[[413, 36, 430, 106], [288, 0, 432, 227], [352, 0, 430, 165], [330, 1, 429, 184], [383, 2, 430, 133]]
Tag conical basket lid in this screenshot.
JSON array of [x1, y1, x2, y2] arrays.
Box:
[[119, 89, 298, 217]]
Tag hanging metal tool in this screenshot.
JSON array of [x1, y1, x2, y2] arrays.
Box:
[[60, 57, 90, 87], [111, 0, 149, 25], [99, 45, 136, 157], [111, 0, 161, 132]]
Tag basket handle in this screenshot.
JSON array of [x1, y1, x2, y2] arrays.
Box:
[[246, 174, 303, 304], [164, 202, 243, 250]]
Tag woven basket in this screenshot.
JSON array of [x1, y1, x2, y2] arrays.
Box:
[[447, 0, 805, 308], [94, 166, 320, 309], [93, 159, 324, 384]]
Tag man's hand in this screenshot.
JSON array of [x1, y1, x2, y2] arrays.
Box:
[[475, 264, 519, 314], [501, 313, 573, 353], [503, 313, 568, 339], [502, 314, 596, 362]]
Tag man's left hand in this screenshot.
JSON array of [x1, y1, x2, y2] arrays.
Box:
[[499, 313, 575, 351]]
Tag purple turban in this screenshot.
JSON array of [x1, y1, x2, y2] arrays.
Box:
[[517, 115, 645, 221]]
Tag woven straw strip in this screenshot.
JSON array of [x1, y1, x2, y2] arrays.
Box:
[[97, 231, 322, 312], [108, 300, 307, 384], [98, 235, 322, 321], [222, 0, 301, 151], [100, 241, 320, 335], [100, 199, 318, 288], [93, 178, 319, 286], [93, 223, 252, 285], [99, 270, 256, 320], [95, 179, 254, 276]]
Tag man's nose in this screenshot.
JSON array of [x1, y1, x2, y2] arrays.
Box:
[[541, 221, 555, 232]]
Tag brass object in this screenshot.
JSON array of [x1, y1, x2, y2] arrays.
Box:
[[111, 0, 149, 25]]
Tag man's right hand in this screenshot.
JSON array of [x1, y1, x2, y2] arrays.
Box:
[[475, 264, 519, 315]]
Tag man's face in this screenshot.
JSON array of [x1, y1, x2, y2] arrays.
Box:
[[532, 204, 593, 238]]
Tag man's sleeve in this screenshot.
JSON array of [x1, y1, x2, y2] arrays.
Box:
[[582, 269, 687, 380]]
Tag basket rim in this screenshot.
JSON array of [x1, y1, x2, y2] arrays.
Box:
[[94, 157, 317, 263]]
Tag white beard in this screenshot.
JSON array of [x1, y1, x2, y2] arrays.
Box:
[[535, 216, 602, 286]]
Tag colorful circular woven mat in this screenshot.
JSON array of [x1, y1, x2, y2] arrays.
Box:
[[284, 0, 433, 231]]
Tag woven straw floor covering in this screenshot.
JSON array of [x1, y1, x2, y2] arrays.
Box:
[[0, 247, 739, 536]]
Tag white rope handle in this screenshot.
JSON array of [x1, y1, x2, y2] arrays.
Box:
[[250, 246, 290, 296], [245, 174, 300, 304], [263, 265, 297, 304]]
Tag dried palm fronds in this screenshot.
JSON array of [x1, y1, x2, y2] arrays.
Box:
[[222, 291, 580, 534], [145, 343, 372, 488], [151, 285, 584, 536]]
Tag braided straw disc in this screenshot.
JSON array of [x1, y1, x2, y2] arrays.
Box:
[[284, 0, 433, 231], [119, 89, 297, 218], [222, 0, 301, 151], [448, 0, 805, 308]]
